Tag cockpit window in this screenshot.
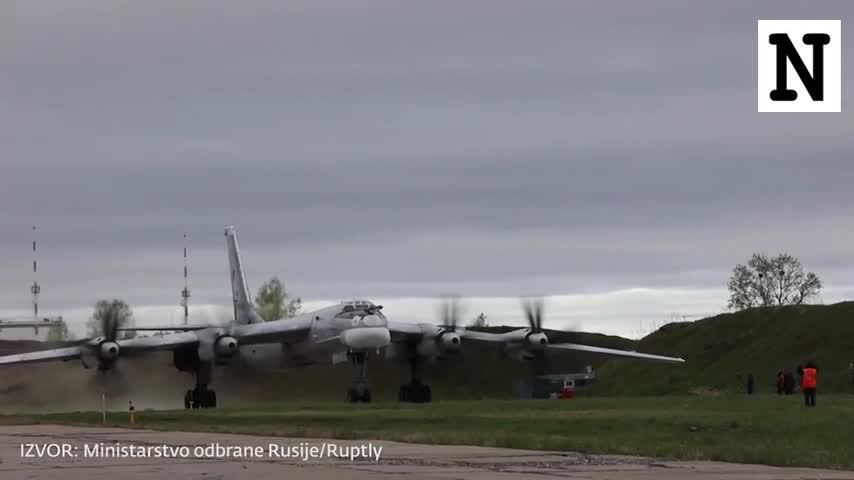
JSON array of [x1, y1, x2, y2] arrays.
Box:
[[337, 300, 379, 318]]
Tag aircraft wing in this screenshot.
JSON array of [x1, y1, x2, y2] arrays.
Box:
[[0, 331, 203, 366], [459, 330, 511, 343], [231, 316, 314, 345], [547, 343, 685, 363], [0, 318, 313, 367], [387, 320, 425, 341], [118, 331, 201, 354], [386, 322, 514, 343], [386, 322, 683, 363], [0, 346, 83, 366], [117, 325, 214, 331]]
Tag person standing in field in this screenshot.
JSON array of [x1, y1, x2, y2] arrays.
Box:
[[801, 362, 818, 407], [783, 370, 795, 394]]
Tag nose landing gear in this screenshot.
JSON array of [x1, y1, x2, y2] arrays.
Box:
[[347, 351, 372, 403]]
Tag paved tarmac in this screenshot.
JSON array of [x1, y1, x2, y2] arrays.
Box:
[[1, 425, 853, 479]]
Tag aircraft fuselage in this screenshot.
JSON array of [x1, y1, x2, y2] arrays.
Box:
[[236, 301, 390, 370]]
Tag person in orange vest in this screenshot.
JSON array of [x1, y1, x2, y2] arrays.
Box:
[[801, 361, 818, 407]]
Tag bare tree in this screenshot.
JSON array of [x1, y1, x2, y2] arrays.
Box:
[[727, 253, 822, 311], [86, 299, 136, 339], [254, 276, 301, 321], [472, 312, 488, 328], [46, 321, 72, 343]]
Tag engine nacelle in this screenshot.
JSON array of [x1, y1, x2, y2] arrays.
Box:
[[526, 332, 548, 348], [439, 332, 461, 351], [214, 335, 239, 357], [99, 341, 120, 360], [80, 339, 121, 370]]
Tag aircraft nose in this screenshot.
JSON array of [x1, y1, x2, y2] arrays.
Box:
[[341, 327, 391, 350], [361, 315, 386, 327]]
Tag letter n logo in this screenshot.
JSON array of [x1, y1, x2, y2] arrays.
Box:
[[758, 20, 841, 112]]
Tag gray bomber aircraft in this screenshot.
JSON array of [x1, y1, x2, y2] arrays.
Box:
[[0, 227, 684, 407]]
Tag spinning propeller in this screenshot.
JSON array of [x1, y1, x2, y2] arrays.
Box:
[[81, 305, 124, 371], [521, 298, 556, 375], [80, 302, 129, 394], [522, 298, 549, 348], [436, 296, 463, 351]]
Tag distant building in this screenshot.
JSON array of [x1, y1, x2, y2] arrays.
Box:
[[0, 316, 66, 341]]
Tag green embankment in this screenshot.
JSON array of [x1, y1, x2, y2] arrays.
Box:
[[593, 301, 854, 395]]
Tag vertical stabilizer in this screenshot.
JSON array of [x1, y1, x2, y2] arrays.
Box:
[[224, 226, 264, 324]]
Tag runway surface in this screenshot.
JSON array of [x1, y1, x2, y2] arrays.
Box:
[[1, 425, 852, 479]]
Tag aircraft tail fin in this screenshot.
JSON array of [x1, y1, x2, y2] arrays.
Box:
[[224, 226, 264, 325]]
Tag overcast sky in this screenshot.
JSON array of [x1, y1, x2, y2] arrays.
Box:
[[1, 1, 852, 338]]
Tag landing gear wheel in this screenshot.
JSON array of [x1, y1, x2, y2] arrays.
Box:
[[348, 386, 372, 403], [401, 354, 432, 403], [185, 388, 217, 408], [187, 361, 217, 409], [399, 382, 432, 403]]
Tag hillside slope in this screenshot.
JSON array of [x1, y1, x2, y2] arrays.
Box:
[[593, 301, 854, 395]]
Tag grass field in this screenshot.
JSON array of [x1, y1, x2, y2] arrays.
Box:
[[3, 394, 854, 469]]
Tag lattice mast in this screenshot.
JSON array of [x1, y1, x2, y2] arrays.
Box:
[[180, 233, 191, 325], [30, 225, 40, 319]]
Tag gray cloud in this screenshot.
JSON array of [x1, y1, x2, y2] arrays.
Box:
[[1, 1, 852, 334]]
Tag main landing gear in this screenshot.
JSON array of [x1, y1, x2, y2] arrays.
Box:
[[184, 361, 217, 409], [185, 388, 217, 409], [347, 351, 372, 403], [399, 356, 432, 403]]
